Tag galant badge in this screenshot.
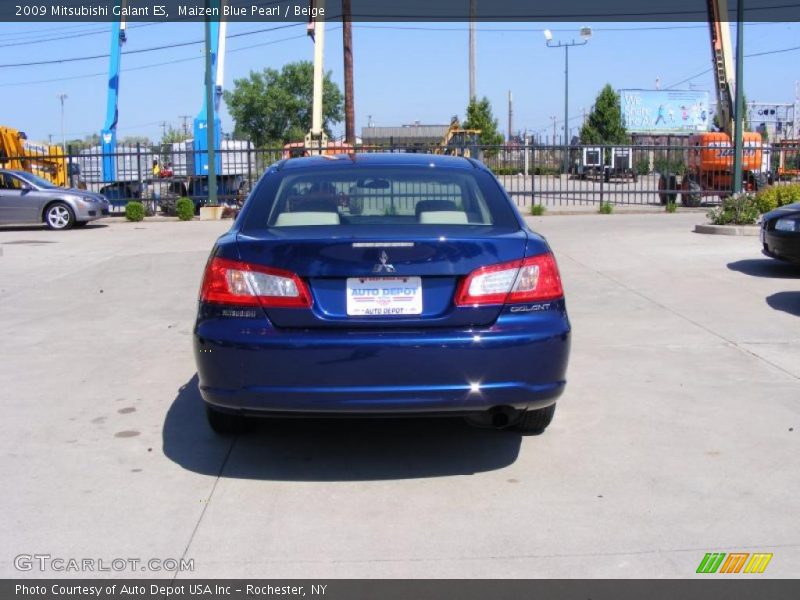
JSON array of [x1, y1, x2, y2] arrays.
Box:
[[373, 250, 396, 273]]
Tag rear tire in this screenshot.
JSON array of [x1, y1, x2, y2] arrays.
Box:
[[514, 404, 556, 434], [205, 405, 249, 435], [658, 174, 677, 205], [44, 202, 75, 230], [681, 177, 702, 207]]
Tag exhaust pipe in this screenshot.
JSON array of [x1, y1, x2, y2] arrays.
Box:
[[490, 406, 516, 429]]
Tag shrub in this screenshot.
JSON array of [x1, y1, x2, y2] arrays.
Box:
[[754, 183, 800, 214], [598, 201, 614, 214], [635, 157, 651, 176], [125, 201, 145, 222], [707, 193, 760, 225], [176, 197, 195, 221], [653, 156, 686, 176], [665, 201, 677, 213], [530, 204, 546, 216]]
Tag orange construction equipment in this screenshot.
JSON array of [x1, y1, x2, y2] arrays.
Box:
[[659, 0, 767, 206], [774, 139, 800, 180], [282, 140, 354, 159]]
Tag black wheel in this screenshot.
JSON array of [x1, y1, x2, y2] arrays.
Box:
[[205, 404, 249, 435], [514, 404, 556, 434], [658, 174, 678, 205], [44, 202, 75, 230], [73, 221, 89, 228], [681, 177, 702, 207]]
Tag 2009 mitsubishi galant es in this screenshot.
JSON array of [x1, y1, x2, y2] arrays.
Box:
[[194, 154, 571, 435]]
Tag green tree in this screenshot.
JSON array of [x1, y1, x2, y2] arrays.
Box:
[[224, 61, 344, 147], [160, 125, 191, 145], [462, 97, 504, 147], [120, 135, 151, 146], [579, 84, 629, 144], [65, 133, 100, 150]]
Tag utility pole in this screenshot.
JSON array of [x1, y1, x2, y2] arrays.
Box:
[[179, 115, 192, 138], [732, 0, 745, 193], [57, 93, 68, 153], [342, 0, 355, 146], [468, 0, 476, 103], [551, 116, 557, 144], [508, 90, 513, 142], [159, 121, 168, 141], [48, 134, 53, 145]]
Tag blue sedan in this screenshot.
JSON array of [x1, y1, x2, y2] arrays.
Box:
[[194, 153, 571, 434]]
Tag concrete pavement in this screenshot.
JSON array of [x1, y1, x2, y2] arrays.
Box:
[[1, 213, 798, 578]]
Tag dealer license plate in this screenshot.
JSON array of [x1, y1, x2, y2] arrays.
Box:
[[346, 277, 422, 316]]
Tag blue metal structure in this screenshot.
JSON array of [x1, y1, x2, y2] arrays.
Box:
[[193, 1, 226, 177], [100, 0, 127, 182]]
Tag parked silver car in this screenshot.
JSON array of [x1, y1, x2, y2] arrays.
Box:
[[0, 169, 109, 230]]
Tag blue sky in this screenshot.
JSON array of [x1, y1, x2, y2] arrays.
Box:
[[1, 20, 798, 145]]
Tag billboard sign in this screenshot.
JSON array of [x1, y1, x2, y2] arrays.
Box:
[[620, 89, 711, 134]]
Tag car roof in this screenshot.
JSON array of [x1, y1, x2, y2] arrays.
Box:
[[277, 152, 483, 171]]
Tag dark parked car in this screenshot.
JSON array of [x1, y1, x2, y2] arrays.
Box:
[[0, 169, 109, 229], [194, 154, 571, 434], [762, 202, 800, 264]]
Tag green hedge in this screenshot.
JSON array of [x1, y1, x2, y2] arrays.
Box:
[[753, 183, 800, 214], [125, 201, 145, 222], [176, 197, 195, 221]]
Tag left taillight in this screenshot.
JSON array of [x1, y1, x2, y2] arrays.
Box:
[[199, 257, 312, 308], [454, 252, 564, 306]]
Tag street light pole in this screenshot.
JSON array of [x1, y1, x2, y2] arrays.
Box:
[[57, 93, 68, 153], [564, 44, 569, 149], [545, 27, 591, 174]]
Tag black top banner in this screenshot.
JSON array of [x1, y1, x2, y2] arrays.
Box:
[[3, 0, 800, 23]]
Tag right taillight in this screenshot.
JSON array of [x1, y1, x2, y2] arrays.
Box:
[[454, 253, 563, 306], [200, 257, 312, 308]]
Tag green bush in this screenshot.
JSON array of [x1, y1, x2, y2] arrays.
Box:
[[125, 201, 145, 222], [653, 155, 686, 176], [530, 204, 546, 216], [635, 157, 651, 176], [753, 183, 800, 214], [176, 197, 195, 221], [707, 193, 760, 225], [665, 201, 677, 213], [598, 201, 614, 214]]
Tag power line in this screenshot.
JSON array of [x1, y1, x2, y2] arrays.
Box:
[[665, 43, 800, 89], [0, 23, 162, 49], [0, 21, 307, 69]]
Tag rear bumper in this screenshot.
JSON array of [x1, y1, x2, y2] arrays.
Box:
[[194, 304, 571, 415]]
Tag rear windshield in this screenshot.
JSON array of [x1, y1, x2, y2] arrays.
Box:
[[242, 166, 519, 230]]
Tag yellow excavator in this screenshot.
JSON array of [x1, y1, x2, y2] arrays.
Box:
[[0, 126, 71, 187], [434, 117, 482, 159]]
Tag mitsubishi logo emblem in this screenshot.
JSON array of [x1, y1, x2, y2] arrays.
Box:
[[373, 250, 396, 273]]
